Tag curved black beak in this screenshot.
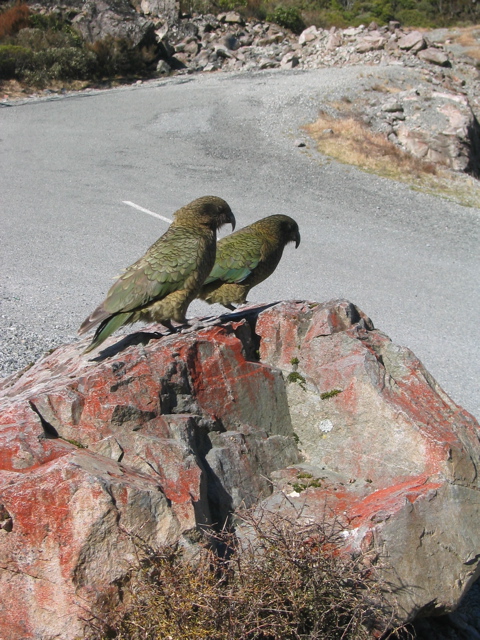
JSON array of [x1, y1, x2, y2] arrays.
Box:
[[227, 209, 236, 232], [294, 229, 301, 248]]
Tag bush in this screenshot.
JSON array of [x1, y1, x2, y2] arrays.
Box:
[[88, 37, 153, 78], [28, 47, 97, 80], [0, 43, 31, 78], [0, 13, 156, 86], [217, 0, 247, 11], [268, 5, 305, 32], [395, 8, 434, 27], [14, 26, 81, 50], [88, 507, 405, 640]]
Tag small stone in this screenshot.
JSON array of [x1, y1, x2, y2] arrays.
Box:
[[398, 30, 426, 52], [326, 32, 343, 50], [417, 47, 450, 67], [356, 35, 386, 53], [224, 11, 243, 24], [299, 25, 320, 46], [214, 45, 233, 59], [280, 52, 299, 68], [156, 60, 171, 76], [382, 101, 404, 112], [221, 34, 239, 50], [294, 139, 306, 147]]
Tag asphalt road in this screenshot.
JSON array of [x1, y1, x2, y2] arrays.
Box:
[[1, 66, 479, 419]]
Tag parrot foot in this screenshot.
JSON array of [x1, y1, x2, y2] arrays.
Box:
[[179, 317, 221, 333], [155, 320, 176, 334]]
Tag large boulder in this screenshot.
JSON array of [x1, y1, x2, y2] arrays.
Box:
[[255, 300, 480, 620], [0, 300, 478, 637], [27, 0, 169, 45], [392, 89, 480, 175], [71, 0, 155, 46]]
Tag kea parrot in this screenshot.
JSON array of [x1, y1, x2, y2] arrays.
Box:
[[79, 196, 235, 353], [198, 214, 300, 310]]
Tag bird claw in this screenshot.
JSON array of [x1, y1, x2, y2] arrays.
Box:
[[180, 317, 222, 333], [202, 317, 223, 327], [181, 319, 203, 333]]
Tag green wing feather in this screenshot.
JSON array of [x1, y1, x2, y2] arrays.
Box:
[[204, 231, 263, 285], [103, 228, 202, 314]]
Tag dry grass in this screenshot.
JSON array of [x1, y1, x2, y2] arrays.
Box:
[[306, 112, 437, 179], [305, 112, 480, 208], [456, 27, 480, 60], [368, 84, 403, 94], [0, 77, 91, 99], [87, 506, 408, 640]]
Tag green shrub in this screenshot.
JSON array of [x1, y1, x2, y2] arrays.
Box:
[[29, 11, 83, 44], [30, 46, 97, 79], [29, 11, 68, 32], [0, 42, 97, 85], [0, 43, 31, 78], [14, 26, 81, 51], [217, 0, 247, 10], [395, 8, 434, 27], [268, 5, 305, 32]]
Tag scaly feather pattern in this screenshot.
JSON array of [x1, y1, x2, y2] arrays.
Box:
[[198, 214, 300, 310], [79, 196, 235, 353]]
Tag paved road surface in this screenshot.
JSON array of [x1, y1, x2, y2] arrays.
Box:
[[1, 66, 479, 418]]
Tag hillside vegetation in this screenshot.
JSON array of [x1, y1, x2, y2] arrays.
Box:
[[0, 3, 156, 88], [211, 0, 480, 32], [0, 0, 479, 89]]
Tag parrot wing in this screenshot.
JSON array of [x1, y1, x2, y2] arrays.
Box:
[[79, 228, 202, 335], [103, 228, 201, 313], [204, 231, 263, 285]]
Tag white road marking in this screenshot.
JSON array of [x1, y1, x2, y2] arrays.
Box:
[[123, 200, 222, 239], [123, 201, 172, 224]]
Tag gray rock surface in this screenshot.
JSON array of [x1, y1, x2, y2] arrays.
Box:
[[0, 300, 479, 638], [71, 0, 155, 46]]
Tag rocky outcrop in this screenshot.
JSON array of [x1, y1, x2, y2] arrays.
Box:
[[0, 299, 479, 638], [163, 18, 443, 73], [255, 301, 480, 620], [71, 0, 155, 47], [320, 80, 480, 176]]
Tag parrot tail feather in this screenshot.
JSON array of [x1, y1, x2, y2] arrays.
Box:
[[82, 312, 133, 354], [78, 305, 111, 336]]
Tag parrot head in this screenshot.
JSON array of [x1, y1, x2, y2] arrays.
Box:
[[175, 195, 236, 232], [278, 215, 301, 248]]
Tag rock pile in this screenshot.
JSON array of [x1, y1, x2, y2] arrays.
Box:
[[166, 18, 457, 75], [0, 300, 479, 639]]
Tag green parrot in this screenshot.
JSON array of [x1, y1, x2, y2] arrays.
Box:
[[198, 214, 300, 310], [79, 196, 235, 353]]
